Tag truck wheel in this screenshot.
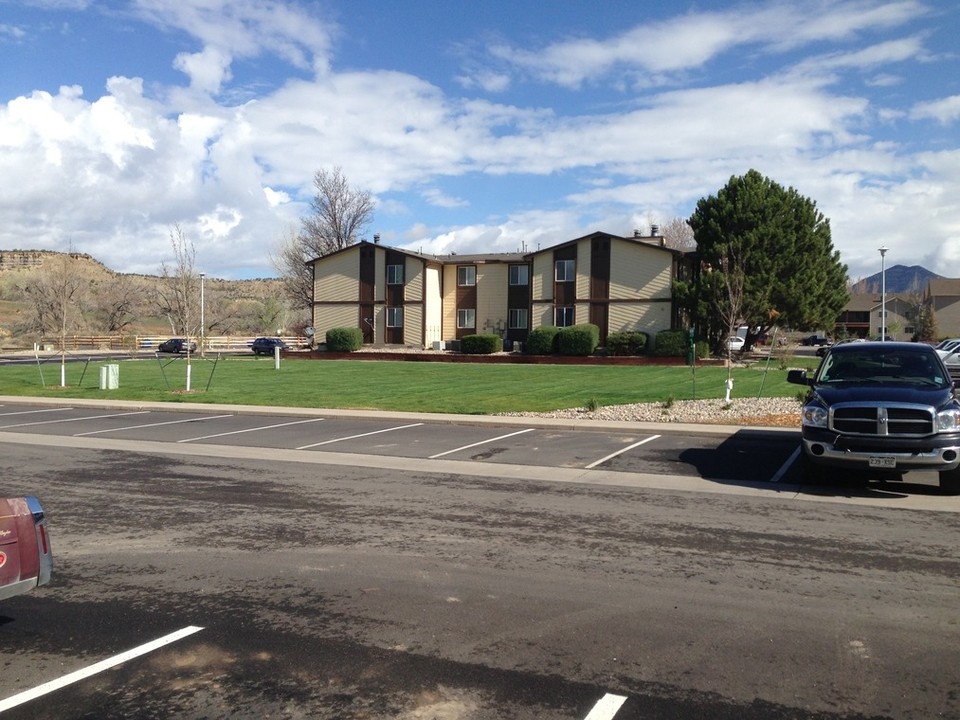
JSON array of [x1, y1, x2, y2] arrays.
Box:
[[939, 467, 960, 495]]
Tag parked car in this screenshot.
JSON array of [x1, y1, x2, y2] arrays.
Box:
[[935, 338, 960, 366], [727, 336, 745, 352], [788, 341, 960, 493], [158, 338, 197, 354], [251, 337, 289, 355], [0, 496, 52, 601], [802, 334, 831, 346], [816, 338, 866, 357]]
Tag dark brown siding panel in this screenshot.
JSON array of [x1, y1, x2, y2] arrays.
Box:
[[590, 236, 610, 300]]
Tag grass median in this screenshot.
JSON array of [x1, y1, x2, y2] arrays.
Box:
[[0, 354, 813, 415]]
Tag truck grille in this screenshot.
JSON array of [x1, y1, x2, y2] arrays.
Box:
[[830, 403, 935, 437]]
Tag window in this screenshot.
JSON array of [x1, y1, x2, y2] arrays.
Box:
[[386, 307, 403, 328], [508, 308, 528, 330], [555, 307, 574, 327], [386, 264, 404, 284], [555, 259, 574, 282], [457, 266, 476, 286], [457, 308, 476, 329], [509, 265, 529, 286]]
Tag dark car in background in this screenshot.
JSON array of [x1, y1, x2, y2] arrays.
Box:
[[802, 334, 831, 346], [157, 338, 197, 354], [251, 337, 288, 355]]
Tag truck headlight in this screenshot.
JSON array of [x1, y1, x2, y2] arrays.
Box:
[[937, 407, 960, 431], [802, 405, 828, 428]]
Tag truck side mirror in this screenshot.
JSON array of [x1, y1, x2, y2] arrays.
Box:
[[787, 369, 811, 386]]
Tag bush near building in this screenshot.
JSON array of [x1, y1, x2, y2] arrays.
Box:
[[325, 327, 363, 352], [526, 326, 561, 355], [605, 331, 649, 356], [460, 334, 503, 354], [557, 324, 600, 356]]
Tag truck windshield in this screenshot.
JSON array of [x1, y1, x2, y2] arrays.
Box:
[[819, 350, 949, 388]]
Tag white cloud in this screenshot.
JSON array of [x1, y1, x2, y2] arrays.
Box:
[[910, 95, 960, 124]]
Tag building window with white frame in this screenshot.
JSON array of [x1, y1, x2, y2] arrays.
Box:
[[508, 308, 528, 329], [386, 264, 404, 285], [555, 259, 574, 282], [509, 264, 529, 286], [386, 307, 403, 328], [457, 266, 476, 286], [555, 306, 574, 327], [457, 308, 476, 329]]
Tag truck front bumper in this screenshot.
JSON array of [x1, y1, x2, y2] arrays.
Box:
[[801, 427, 960, 471]]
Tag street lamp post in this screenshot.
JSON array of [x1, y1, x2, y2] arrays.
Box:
[[878, 246, 888, 341], [199, 272, 205, 357]]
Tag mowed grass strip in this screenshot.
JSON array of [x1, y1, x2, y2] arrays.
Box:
[[0, 355, 805, 414]]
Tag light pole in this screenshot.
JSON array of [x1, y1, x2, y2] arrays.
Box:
[[199, 272, 205, 357], [878, 246, 888, 341]]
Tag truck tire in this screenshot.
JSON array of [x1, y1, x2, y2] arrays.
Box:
[[939, 467, 960, 495]]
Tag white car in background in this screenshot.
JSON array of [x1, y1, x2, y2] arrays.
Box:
[[935, 338, 960, 366], [727, 336, 745, 352]]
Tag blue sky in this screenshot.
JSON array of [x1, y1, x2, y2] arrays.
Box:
[[1, 0, 958, 282]]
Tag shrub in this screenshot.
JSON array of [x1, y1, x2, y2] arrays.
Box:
[[526, 326, 561, 355], [557, 324, 600, 356], [605, 331, 649, 356], [325, 326, 363, 352], [654, 329, 689, 357], [460, 334, 502, 354]]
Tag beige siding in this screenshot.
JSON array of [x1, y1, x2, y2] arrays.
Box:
[[476, 264, 508, 334], [531, 254, 552, 301], [441, 265, 458, 340], [403, 304, 423, 346], [531, 302, 554, 328], [607, 302, 672, 335], [404, 257, 423, 302], [313, 249, 358, 302], [609, 243, 672, 300], [316, 305, 359, 342]]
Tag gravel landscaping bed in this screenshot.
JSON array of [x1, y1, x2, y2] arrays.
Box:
[[502, 396, 803, 427]]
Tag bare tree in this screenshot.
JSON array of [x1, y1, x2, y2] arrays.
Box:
[[94, 274, 147, 333], [18, 251, 87, 348], [275, 167, 374, 308], [272, 224, 313, 310], [661, 217, 697, 251], [156, 225, 198, 336]]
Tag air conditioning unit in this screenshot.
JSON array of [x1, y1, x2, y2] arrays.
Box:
[[432, 341, 446, 351]]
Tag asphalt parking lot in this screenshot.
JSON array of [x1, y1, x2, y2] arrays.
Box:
[[1, 397, 956, 504], [0, 398, 797, 483]]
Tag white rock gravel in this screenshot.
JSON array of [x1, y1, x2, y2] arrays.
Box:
[[500, 396, 802, 425]]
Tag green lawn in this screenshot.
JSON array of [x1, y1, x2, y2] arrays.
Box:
[[0, 355, 814, 414]]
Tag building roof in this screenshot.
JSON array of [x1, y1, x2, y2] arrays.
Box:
[[927, 278, 960, 297]]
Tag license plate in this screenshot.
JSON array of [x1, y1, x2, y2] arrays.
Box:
[[869, 456, 897, 469]]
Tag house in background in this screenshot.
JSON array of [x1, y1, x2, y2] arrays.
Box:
[[925, 279, 960, 337], [835, 293, 916, 340], [308, 230, 690, 349]]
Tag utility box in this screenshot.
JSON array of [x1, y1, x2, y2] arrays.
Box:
[[99, 364, 119, 390]]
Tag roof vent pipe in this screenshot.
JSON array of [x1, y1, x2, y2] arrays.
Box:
[[650, 225, 659, 236], [373, 233, 380, 244]]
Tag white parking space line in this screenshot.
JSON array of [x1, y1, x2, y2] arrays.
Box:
[[428, 428, 535, 459], [0, 411, 149, 430], [74, 414, 235, 436], [0, 625, 203, 713], [771, 445, 801, 483], [584, 692, 628, 719], [0, 407, 73, 418], [177, 417, 326, 443], [585, 435, 661, 469], [297, 423, 424, 449]]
